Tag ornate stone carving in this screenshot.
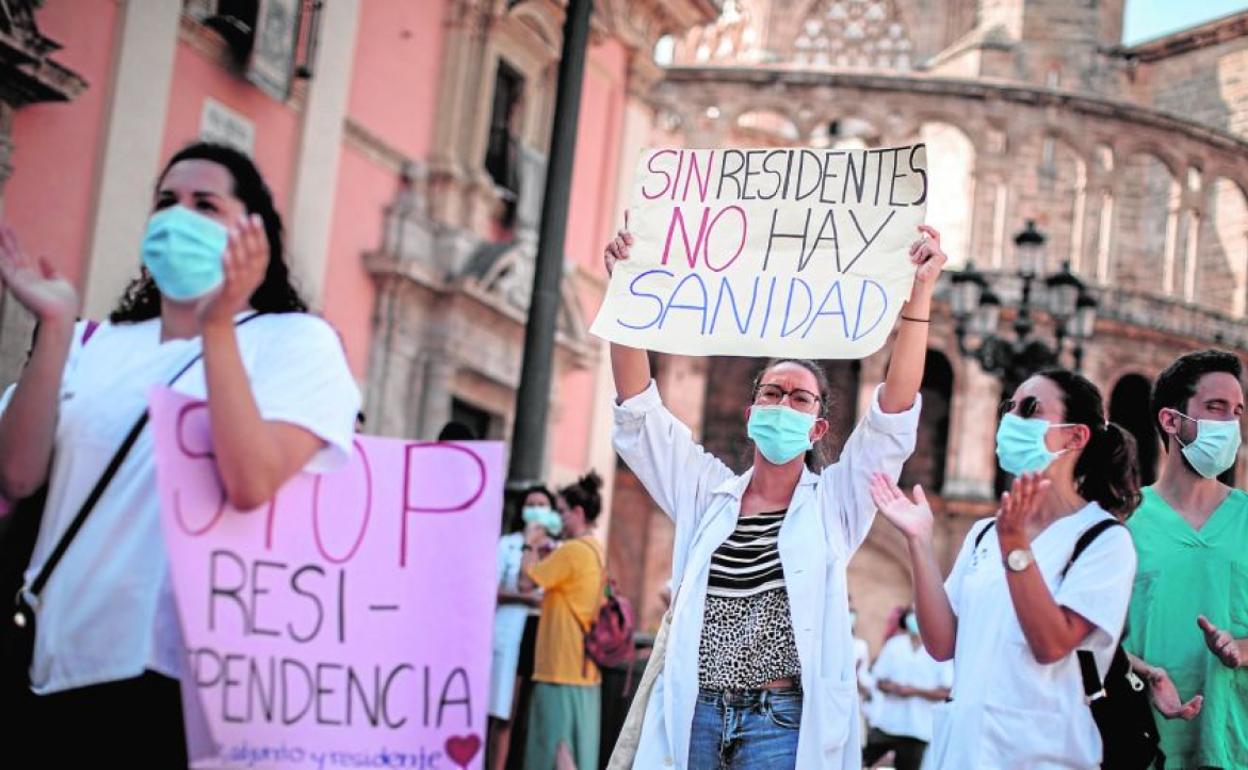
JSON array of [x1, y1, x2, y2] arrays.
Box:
[[0, 0, 86, 108]]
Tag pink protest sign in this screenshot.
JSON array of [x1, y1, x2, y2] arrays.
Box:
[[149, 387, 501, 770]]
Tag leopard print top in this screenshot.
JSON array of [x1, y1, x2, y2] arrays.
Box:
[[697, 510, 802, 690]]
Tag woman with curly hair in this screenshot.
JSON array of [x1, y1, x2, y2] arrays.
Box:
[[0, 142, 360, 765]]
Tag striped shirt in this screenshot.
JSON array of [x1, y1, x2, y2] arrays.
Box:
[[707, 510, 787, 599]]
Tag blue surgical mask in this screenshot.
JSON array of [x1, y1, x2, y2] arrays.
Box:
[[995, 413, 1074, 476], [522, 505, 562, 536], [748, 405, 816, 465], [141, 206, 229, 301], [1173, 411, 1242, 479]]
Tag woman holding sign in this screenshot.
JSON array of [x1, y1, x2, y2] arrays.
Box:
[[867, 371, 1140, 769], [603, 219, 944, 769], [0, 142, 360, 765]]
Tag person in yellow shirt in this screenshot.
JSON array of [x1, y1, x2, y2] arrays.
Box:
[[519, 471, 607, 770]]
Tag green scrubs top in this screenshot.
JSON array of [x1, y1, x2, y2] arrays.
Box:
[[1124, 486, 1248, 769]]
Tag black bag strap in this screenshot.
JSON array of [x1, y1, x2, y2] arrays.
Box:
[[1061, 517, 1123, 697], [24, 312, 260, 601], [1060, 518, 1121, 579], [972, 518, 997, 548], [1077, 649, 1104, 700]]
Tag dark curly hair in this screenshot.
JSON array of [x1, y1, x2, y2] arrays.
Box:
[[110, 142, 307, 322], [1037, 368, 1142, 518]]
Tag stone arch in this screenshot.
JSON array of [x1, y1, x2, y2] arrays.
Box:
[[900, 350, 954, 493], [1092, 144, 1116, 281], [1114, 152, 1179, 295], [917, 121, 975, 267], [809, 115, 881, 149], [1197, 177, 1248, 317], [507, 2, 561, 52], [731, 108, 802, 145], [908, 110, 981, 146], [1115, 141, 1182, 179], [1109, 373, 1159, 486], [1041, 126, 1095, 168], [1018, 134, 1089, 276]]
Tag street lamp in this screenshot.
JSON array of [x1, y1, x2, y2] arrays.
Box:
[[952, 220, 1099, 388]]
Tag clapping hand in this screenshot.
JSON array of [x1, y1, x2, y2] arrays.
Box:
[[994, 473, 1051, 551], [0, 226, 78, 326], [869, 473, 934, 543], [198, 214, 268, 325]]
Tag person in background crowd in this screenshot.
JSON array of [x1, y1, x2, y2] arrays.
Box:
[[862, 603, 908, 765], [850, 600, 872, 703], [1124, 350, 1248, 769], [861, 607, 952, 770], [0, 142, 360, 765], [519, 471, 607, 770], [489, 484, 559, 770], [871, 369, 1140, 769], [879, 604, 906, 642], [849, 600, 875, 757], [438, 420, 478, 441], [603, 221, 944, 769]]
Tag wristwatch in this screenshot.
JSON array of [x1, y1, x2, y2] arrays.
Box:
[[1005, 548, 1035, 572]]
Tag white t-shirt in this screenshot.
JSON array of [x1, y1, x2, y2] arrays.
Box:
[[1, 312, 360, 694], [927, 503, 1136, 770], [869, 633, 953, 742]]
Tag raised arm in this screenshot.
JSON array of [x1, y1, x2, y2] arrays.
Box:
[[605, 219, 649, 402], [869, 474, 957, 660], [200, 216, 334, 510], [823, 227, 946, 550], [880, 225, 945, 413], [0, 227, 80, 500], [603, 217, 733, 521]]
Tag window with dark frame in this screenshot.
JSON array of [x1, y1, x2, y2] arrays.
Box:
[[484, 59, 525, 218], [450, 398, 496, 441]]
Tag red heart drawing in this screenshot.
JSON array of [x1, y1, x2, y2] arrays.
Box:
[[445, 733, 482, 768]]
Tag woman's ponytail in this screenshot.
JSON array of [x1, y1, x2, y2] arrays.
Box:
[[1039, 368, 1143, 519], [1074, 422, 1142, 518]]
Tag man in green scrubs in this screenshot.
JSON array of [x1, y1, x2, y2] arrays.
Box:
[[1125, 350, 1248, 769]]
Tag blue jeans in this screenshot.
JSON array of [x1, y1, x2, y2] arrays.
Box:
[[688, 686, 802, 769]]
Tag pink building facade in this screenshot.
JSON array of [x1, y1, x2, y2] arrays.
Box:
[[0, 0, 718, 533]]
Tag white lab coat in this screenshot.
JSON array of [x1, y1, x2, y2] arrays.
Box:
[[612, 381, 920, 769]]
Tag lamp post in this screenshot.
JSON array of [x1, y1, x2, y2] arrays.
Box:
[[951, 220, 1099, 389], [507, 0, 592, 491]]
